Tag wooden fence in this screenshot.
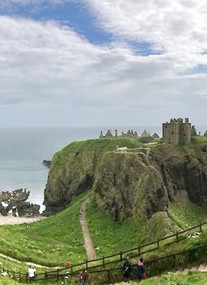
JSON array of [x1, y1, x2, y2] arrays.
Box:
[[1, 221, 207, 283]]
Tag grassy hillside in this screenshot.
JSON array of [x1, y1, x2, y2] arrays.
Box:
[[0, 193, 89, 266], [52, 138, 142, 169], [142, 271, 207, 285], [1, 190, 207, 267], [168, 201, 207, 229]]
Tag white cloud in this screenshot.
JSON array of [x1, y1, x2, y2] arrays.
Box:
[[0, 1, 207, 127], [86, 0, 207, 54]]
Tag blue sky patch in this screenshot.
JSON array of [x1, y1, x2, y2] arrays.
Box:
[[129, 40, 163, 56], [184, 64, 207, 75], [0, 1, 112, 45]]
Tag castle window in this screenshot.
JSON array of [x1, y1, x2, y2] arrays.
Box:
[[172, 131, 174, 134]]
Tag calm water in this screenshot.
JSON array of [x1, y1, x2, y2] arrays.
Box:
[[5, 124, 204, 207]]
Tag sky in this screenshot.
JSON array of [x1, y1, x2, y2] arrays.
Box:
[[0, 0, 207, 129]]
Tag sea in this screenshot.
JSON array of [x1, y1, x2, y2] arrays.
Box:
[[0, 125, 205, 210]]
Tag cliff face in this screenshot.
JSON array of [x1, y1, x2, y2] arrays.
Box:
[[43, 150, 96, 215], [43, 140, 207, 221], [150, 144, 207, 206]]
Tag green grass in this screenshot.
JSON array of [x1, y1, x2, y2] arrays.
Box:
[[168, 201, 207, 229], [1, 188, 207, 280], [191, 136, 207, 144], [86, 197, 150, 257], [0, 192, 90, 266], [142, 271, 207, 285], [0, 275, 67, 285], [52, 138, 142, 169], [1, 195, 207, 267], [0, 256, 31, 272]]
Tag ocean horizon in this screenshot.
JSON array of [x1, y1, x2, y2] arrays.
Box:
[[0, 125, 206, 209]]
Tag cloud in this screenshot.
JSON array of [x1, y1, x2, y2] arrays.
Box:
[[86, 0, 207, 55]]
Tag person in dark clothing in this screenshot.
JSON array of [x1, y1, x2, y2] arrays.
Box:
[[79, 268, 89, 284], [137, 257, 146, 282], [123, 257, 131, 283]]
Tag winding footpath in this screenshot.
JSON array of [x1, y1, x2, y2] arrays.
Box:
[[79, 199, 97, 260]]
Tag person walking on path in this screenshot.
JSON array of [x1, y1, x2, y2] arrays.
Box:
[[123, 256, 131, 283], [137, 258, 146, 282]]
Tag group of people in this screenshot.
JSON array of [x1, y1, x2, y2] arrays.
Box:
[[123, 256, 146, 283], [27, 258, 144, 283]]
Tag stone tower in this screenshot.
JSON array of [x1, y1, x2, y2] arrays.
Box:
[[162, 118, 191, 145]]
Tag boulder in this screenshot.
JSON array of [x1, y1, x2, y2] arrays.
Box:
[[16, 202, 40, 217], [42, 160, 51, 168]]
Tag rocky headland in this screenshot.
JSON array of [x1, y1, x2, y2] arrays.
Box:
[[42, 138, 207, 236]]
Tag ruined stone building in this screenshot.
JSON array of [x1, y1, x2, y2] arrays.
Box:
[[100, 129, 138, 139], [99, 129, 118, 138], [162, 118, 191, 145]]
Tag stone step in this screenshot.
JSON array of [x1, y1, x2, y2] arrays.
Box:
[[198, 264, 207, 272], [189, 266, 199, 272]]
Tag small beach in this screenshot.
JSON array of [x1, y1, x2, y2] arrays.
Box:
[[0, 214, 45, 225]]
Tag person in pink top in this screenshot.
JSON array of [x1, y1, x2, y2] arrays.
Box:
[[136, 258, 146, 282]]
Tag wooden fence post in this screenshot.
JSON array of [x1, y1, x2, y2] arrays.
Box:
[[56, 269, 60, 281], [199, 223, 202, 232], [157, 239, 159, 249], [120, 251, 122, 261], [45, 271, 48, 282], [107, 269, 111, 283], [103, 256, 105, 268], [138, 246, 140, 256], [176, 232, 179, 242]]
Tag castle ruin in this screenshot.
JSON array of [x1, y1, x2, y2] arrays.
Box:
[[162, 118, 191, 145]]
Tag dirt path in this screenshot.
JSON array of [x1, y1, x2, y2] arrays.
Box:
[[79, 199, 96, 260], [0, 253, 49, 268]]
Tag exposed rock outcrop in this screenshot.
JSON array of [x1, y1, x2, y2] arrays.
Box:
[[95, 152, 167, 221], [42, 160, 51, 168], [0, 188, 40, 217]]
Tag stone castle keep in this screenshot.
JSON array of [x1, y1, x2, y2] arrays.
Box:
[[162, 118, 191, 145]]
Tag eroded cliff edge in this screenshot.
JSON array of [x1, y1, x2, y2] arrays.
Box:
[[43, 139, 207, 224]]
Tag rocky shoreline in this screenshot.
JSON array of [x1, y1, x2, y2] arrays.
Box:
[[0, 188, 41, 217]]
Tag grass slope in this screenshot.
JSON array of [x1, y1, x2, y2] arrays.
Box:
[[1, 192, 207, 267], [0, 193, 89, 266]]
